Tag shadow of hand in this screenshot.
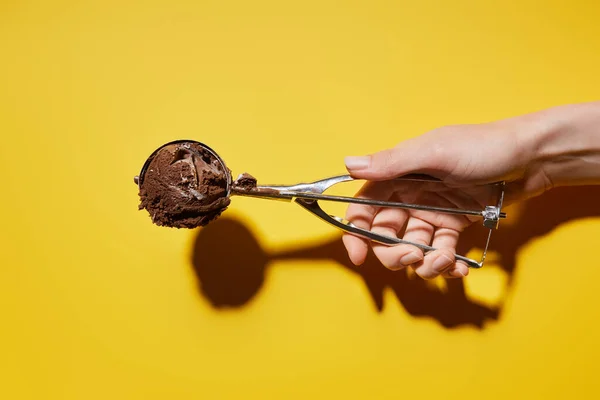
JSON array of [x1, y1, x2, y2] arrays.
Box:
[[190, 185, 600, 328]]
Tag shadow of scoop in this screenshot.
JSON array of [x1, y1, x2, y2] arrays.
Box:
[[191, 218, 268, 308], [190, 216, 500, 328]]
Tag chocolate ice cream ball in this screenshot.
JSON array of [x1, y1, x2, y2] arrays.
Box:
[[137, 141, 231, 228]]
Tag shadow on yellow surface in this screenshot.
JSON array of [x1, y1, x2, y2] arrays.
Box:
[[191, 185, 600, 329], [457, 185, 600, 281]]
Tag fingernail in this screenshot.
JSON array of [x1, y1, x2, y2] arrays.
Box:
[[453, 264, 469, 277], [449, 268, 466, 278], [345, 156, 370, 170], [433, 254, 454, 271], [399, 251, 422, 266]]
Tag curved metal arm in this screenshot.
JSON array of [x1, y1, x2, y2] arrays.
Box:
[[295, 198, 483, 269]]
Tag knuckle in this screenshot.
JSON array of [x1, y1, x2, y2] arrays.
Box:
[[377, 149, 396, 171], [345, 204, 375, 221]]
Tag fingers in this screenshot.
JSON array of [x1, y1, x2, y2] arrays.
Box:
[[342, 182, 392, 265], [344, 137, 442, 181], [430, 227, 466, 277], [342, 232, 369, 266], [411, 227, 468, 280], [371, 216, 433, 270], [369, 207, 411, 270], [442, 259, 469, 279]]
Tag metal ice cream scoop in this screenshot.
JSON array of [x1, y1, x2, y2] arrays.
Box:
[[134, 140, 506, 269]]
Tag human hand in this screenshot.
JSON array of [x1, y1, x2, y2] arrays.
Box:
[[342, 102, 600, 279]]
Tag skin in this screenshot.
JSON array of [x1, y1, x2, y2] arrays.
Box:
[[343, 101, 600, 279]]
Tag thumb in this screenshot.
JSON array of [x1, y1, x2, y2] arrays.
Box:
[[345, 141, 442, 181]]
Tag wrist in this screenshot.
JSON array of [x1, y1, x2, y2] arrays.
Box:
[[522, 102, 600, 188]]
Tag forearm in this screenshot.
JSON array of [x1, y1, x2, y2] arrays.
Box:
[[523, 101, 600, 188]]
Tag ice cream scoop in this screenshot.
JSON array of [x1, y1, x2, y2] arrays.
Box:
[[134, 140, 507, 268]]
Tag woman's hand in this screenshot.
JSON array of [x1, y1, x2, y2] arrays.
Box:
[[342, 102, 600, 279]]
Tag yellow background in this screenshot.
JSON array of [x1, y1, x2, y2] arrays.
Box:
[[2, 0, 600, 398]]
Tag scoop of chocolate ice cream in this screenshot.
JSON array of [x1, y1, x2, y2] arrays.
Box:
[[138, 142, 231, 228]]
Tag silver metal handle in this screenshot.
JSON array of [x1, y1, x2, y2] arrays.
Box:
[[294, 198, 484, 269], [232, 174, 506, 229], [232, 173, 505, 268]]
